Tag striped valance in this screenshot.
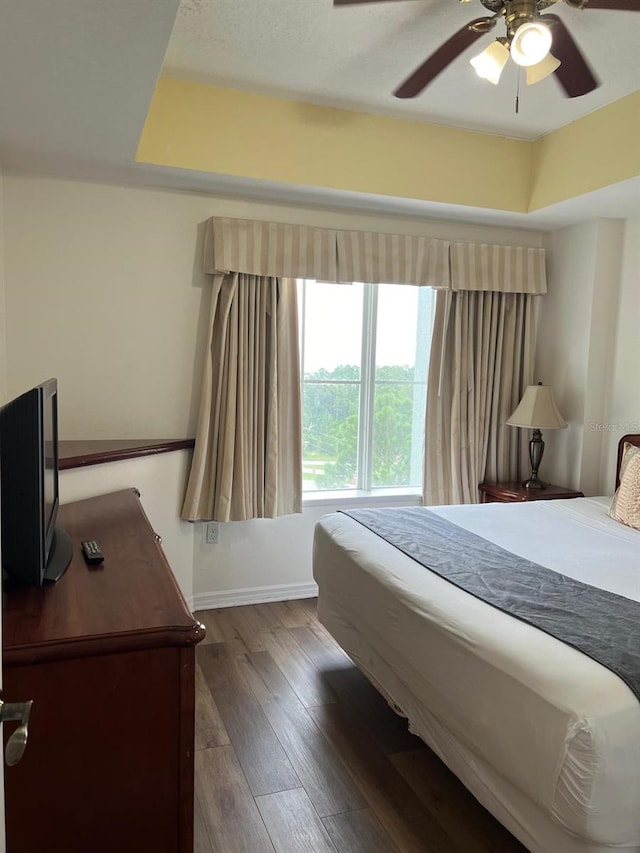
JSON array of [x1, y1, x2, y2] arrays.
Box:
[[450, 243, 547, 294], [203, 217, 546, 295], [203, 217, 339, 281], [336, 230, 449, 286]]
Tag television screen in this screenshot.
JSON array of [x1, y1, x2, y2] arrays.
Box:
[[42, 386, 59, 558], [0, 378, 72, 586]]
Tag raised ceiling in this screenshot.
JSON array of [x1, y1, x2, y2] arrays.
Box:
[[0, 0, 637, 228], [163, 0, 640, 140]]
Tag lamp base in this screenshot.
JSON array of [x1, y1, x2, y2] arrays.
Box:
[[522, 475, 547, 490], [522, 429, 546, 490]]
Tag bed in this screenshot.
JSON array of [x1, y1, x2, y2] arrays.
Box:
[[312, 434, 640, 853]]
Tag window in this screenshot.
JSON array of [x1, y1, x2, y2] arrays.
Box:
[[298, 279, 435, 493]]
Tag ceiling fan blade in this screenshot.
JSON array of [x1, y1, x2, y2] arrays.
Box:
[[579, 0, 640, 10], [394, 19, 488, 97], [543, 14, 599, 97]]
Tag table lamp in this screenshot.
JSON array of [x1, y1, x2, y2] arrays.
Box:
[[506, 382, 567, 489]]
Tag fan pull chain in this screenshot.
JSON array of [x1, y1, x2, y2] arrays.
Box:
[[515, 67, 521, 114]]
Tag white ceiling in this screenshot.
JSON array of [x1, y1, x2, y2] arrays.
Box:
[[164, 0, 640, 139], [0, 0, 638, 230]]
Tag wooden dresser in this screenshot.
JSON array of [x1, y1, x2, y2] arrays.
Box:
[[2, 488, 205, 853]]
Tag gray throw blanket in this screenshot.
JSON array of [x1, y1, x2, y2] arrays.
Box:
[[341, 507, 640, 703]]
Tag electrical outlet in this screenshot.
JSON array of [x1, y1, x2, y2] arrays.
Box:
[[205, 522, 219, 544]]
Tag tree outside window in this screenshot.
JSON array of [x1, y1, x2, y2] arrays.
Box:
[[298, 280, 434, 492]]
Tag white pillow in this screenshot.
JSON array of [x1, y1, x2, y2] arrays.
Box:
[[608, 442, 640, 531]]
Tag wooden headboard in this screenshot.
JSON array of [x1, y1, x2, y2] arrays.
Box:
[[616, 434, 640, 490]]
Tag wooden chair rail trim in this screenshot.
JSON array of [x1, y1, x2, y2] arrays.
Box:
[[59, 438, 195, 470]]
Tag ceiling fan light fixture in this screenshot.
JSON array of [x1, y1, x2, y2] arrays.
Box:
[[470, 40, 510, 85], [526, 52, 561, 84], [510, 21, 552, 67]]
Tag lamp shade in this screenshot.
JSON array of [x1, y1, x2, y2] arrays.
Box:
[[526, 52, 561, 86], [470, 40, 510, 85], [506, 384, 568, 430]]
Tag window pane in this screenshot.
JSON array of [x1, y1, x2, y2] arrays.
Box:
[[374, 285, 433, 379], [371, 285, 433, 488], [301, 281, 363, 377], [372, 381, 426, 487], [302, 383, 359, 491], [299, 280, 434, 494]]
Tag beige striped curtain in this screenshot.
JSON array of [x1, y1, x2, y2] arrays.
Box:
[[182, 273, 301, 522], [204, 217, 339, 280], [423, 289, 536, 505], [189, 218, 545, 515], [450, 242, 547, 294], [423, 241, 544, 504], [336, 230, 450, 285], [204, 217, 451, 286]]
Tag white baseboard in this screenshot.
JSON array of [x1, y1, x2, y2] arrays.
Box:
[[191, 581, 318, 612]]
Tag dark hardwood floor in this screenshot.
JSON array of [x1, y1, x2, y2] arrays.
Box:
[[193, 598, 526, 853]]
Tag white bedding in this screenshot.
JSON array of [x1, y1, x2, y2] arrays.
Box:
[[313, 497, 640, 852]]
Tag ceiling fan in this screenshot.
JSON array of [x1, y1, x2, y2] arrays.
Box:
[[334, 0, 640, 98]]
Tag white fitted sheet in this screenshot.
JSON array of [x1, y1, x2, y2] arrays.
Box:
[[312, 497, 640, 851]]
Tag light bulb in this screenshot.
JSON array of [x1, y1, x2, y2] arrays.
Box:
[[510, 22, 552, 67], [470, 41, 510, 85]]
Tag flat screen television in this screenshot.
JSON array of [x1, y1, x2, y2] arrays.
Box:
[[0, 378, 73, 586]]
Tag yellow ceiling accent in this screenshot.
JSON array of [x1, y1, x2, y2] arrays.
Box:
[[137, 77, 640, 215], [529, 91, 640, 211], [137, 78, 532, 212]]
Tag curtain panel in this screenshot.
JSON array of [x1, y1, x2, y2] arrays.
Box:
[[181, 273, 302, 522], [423, 289, 535, 505]]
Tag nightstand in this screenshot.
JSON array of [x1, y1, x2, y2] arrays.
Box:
[[479, 481, 585, 503]]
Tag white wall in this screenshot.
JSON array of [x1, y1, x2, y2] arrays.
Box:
[[535, 222, 596, 489], [192, 492, 422, 609], [59, 450, 195, 605], [2, 172, 544, 440], [1, 172, 548, 605], [3, 175, 212, 438], [3, 172, 637, 605], [581, 221, 625, 494], [0, 171, 636, 636], [535, 218, 634, 496], [602, 216, 640, 489], [57, 453, 421, 610]]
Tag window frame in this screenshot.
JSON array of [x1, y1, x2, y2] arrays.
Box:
[[298, 279, 431, 500]]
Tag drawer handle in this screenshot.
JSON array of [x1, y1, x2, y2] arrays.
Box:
[[0, 699, 34, 766]]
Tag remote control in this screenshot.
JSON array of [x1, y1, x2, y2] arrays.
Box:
[[81, 540, 104, 565]]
